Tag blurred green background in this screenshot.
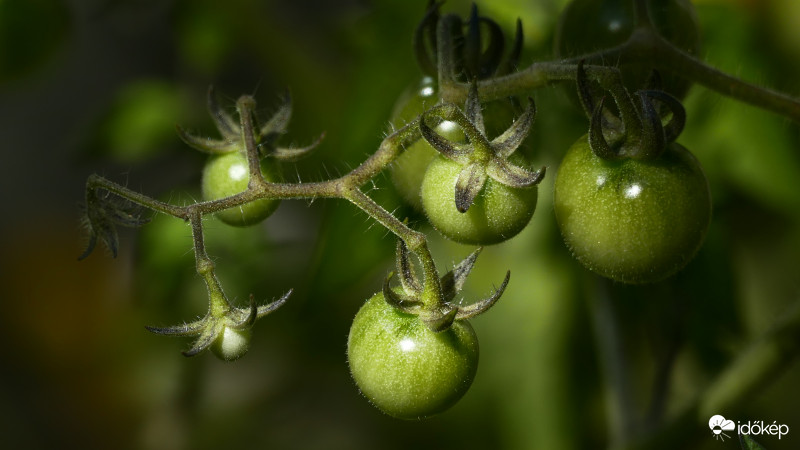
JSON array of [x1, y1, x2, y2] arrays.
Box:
[[2, 0, 800, 448]]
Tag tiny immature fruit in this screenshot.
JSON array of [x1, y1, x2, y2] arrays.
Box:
[[201, 151, 280, 227], [210, 326, 252, 361]]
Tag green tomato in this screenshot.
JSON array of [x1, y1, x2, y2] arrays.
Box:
[[420, 155, 539, 245], [554, 0, 700, 99], [210, 326, 251, 362], [347, 291, 479, 420], [553, 135, 711, 284], [390, 76, 518, 210], [201, 151, 280, 227], [390, 77, 465, 210]]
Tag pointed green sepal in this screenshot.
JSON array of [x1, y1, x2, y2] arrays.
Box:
[[440, 247, 483, 302], [454, 162, 488, 213], [456, 270, 510, 320]]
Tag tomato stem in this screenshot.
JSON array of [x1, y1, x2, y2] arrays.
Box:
[[651, 35, 800, 122], [588, 276, 638, 447], [236, 95, 267, 191], [188, 210, 231, 317], [631, 0, 653, 29], [340, 187, 445, 312], [438, 13, 800, 124]]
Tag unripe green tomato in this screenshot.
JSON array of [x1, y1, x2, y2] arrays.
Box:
[[420, 155, 539, 245], [391, 121, 465, 210], [553, 135, 711, 284], [390, 77, 466, 210], [390, 76, 518, 210], [347, 291, 479, 420], [201, 151, 280, 227], [210, 326, 251, 361], [554, 0, 700, 100]]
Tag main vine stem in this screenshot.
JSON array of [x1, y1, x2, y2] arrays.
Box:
[[85, 100, 443, 311], [437, 13, 800, 123]]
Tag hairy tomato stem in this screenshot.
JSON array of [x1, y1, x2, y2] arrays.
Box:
[[236, 96, 268, 190], [653, 37, 800, 121], [438, 11, 800, 124], [189, 211, 231, 316]]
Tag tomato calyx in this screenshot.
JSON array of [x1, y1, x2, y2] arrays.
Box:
[[177, 86, 323, 161], [414, 2, 522, 81], [146, 292, 288, 360], [577, 61, 687, 161], [420, 82, 545, 213], [146, 260, 291, 360], [381, 240, 509, 332], [79, 188, 151, 260]]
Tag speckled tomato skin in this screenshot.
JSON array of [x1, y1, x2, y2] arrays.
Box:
[[420, 155, 538, 245], [347, 291, 479, 420], [554, 135, 711, 284], [201, 151, 280, 227]]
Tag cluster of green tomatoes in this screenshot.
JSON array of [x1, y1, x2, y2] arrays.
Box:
[[139, 0, 712, 419], [350, 0, 707, 419]]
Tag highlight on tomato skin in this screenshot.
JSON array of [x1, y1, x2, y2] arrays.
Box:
[[201, 151, 281, 227], [553, 134, 712, 284], [347, 291, 479, 420]]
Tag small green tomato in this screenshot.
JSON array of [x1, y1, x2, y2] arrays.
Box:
[[420, 155, 539, 245], [210, 326, 252, 361], [347, 291, 479, 420], [554, 134, 711, 283], [390, 77, 466, 210], [201, 151, 280, 227], [389, 76, 518, 210]]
